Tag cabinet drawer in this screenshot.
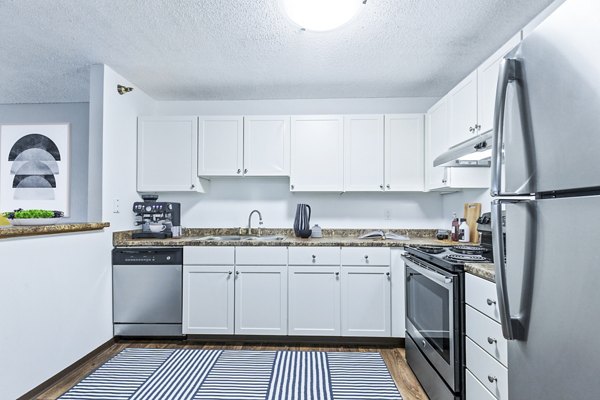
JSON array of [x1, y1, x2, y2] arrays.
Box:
[[466, 338, 508, 400], [466, 273, 501, 322], [288, 247, 341, 265], [184, 247, 235, 265], [236, 247, 287, 265], [466, 369, 497, 400], [466, 305, 508, 367], [341, 247, 390, 266]]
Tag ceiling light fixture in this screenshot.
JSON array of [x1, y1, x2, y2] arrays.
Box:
[[280, 0, 366, 32]]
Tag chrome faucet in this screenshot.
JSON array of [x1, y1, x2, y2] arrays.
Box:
[[246, 210, 263, 235]]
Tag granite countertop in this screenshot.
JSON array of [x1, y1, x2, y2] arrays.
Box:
[[464, 262, 495, 283], [113, 228, 473, 248], [0, 222, 110, 239]]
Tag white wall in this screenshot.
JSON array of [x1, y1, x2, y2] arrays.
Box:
[[93, 65, 156, 230], [441, 188, 492, 227], [159, 178, 446, 229], [0, 230, 112, 399], [0, 102, 89, 222]]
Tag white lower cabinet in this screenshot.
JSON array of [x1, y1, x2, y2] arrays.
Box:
[[234, 265, 288, 335], [183, 265, 234, 334], [288, 266, 341, 336], [341, 266, 391, 337], [465, 273, 509, 399]]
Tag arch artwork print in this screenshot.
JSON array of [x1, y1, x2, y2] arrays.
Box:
[[0, 124, 70, 216]]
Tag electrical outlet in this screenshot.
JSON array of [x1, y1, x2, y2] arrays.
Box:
[[384, 209, 391, 220], [113, 199, 120, 213]]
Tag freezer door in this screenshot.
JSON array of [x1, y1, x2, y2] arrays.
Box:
[[493, 0, 600, 195], [504, 196, 600, 399]]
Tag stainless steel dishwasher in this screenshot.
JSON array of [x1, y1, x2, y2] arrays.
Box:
[[112, 248, 183, 336]]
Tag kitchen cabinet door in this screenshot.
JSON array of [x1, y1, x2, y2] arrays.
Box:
[[343, 115, 384, 191], [234, 265, 287, 335], [290, 115, 344, 191], [183, 266, 234, 334], [138, 116, 206, 192], [448, 71, 478, 146], [425, 98, 450, 191], [243, 116, 290, 176], [390, 249, 406, 338], [477, 34, 521, 134], [288, 266, 341, 336], [341, 266, 391, 337], [197, 116, 244, 176], [384, 114, 425, 191]]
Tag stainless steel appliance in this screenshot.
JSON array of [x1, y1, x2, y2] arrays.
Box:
[[112, 248, 183, 336], [491, 1, 600, 398], [403, 245, 491, 400], [133, 194, 181, 239]]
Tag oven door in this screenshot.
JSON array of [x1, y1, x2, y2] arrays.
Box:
[[404, 254, 459, 391]]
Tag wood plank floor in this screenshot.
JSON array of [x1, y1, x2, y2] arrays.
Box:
[[35, 340, 428, 400]]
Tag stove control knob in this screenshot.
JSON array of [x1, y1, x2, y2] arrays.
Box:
[[145, 206, 152, 212]]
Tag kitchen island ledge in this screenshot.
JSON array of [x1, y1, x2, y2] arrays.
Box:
[[0, 222, 110, 239]]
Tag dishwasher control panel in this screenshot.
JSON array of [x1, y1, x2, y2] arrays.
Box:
[[112, 248, 183, 265]]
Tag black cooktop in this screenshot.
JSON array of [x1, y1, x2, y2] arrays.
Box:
[[406, 244, 491, 272]]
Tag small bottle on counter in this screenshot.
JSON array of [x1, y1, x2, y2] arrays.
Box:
[[451, 213, 460, 241], [459, 218, 470, 242]]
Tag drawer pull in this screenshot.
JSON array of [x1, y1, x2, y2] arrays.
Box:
[[228, 271, 233, 275], [488, 375, 498, 383], [335, 272, 340, 278], [487, 298, 497, 306], [364, 255, 369, 259], [487, 336, 497, 344]]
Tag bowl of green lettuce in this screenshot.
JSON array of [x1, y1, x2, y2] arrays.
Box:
[[2, 209, 64, 225]]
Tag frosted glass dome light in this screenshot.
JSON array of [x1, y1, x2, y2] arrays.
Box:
[[280, 0, 365, 32]]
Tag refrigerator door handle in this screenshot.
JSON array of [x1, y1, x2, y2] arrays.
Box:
[[491, 58, 525, 197], [492, 198, 530, 341]]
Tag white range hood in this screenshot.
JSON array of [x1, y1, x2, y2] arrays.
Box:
[[433, 131, 493, 167]]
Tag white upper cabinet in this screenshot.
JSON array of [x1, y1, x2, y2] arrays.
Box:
[[385, 114, 425, 192], [343, 115, 385, 191], [477, 33, 522, 134], [426, 98, 490, 191], [137, 116, 207, 192], [197, 116, 244, 176], [290, 115, 344, 192], [243, 116, 290, 176], [425, 98, 450, 191], [448, 71, 479, 146]]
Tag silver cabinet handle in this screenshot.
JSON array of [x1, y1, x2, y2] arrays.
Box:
[[386, 272, 390, 279], [237, 169, 241, 174], [190, 184, 195, 189], [290, 184, 295, 190], [469, 126, 475, 133], [386, 184, 390, 189], [379, 184, 384, 190], [487, 337, 497, 344], [487, 298, 497, 306], [335, 272, 340, 277], [235, 271, 240, 275], [364, 255, 369, 259], [244, 168, 248, 174], [228, 271, 233, 275], [475, 124, 481, 130], [488, 375, 498, 383]]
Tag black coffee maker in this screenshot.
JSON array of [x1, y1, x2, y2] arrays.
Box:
[[132, 194, 181, 239], [476, 211, 506, 262]]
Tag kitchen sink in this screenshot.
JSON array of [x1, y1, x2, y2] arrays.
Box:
[[192, 235, 286, 242]]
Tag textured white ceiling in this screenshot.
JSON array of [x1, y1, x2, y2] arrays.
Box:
[[0, 0, 555, 103]]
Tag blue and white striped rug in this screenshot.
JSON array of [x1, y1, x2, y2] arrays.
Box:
[[60, 348, 402, 399]]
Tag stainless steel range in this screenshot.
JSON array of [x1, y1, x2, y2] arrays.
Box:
[[403, 244, 491, 400]]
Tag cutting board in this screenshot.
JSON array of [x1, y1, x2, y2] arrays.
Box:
[[464, 203, 481, 243]]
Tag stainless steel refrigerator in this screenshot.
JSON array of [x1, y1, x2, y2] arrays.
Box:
[[491, 0, 600, 398]]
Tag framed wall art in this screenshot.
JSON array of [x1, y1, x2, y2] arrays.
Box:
[[0, 124, 70, 216]]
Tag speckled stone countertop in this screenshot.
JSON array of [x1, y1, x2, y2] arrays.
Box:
[[113, 228, 469, 248], [465, 263, 496, 282], [0, 222, 110, 239]]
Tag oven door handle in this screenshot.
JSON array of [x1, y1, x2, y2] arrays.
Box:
[[403, 255, 454, 287]]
